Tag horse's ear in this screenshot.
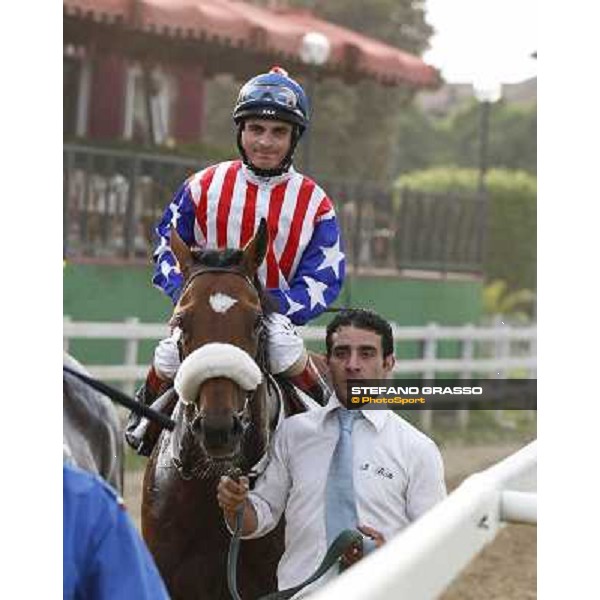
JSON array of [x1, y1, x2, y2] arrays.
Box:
[[170, 227, 194, 277], [242, 219, 269, 276]]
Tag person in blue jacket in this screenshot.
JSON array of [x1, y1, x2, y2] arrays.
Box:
[[63, 463, 169, 599]]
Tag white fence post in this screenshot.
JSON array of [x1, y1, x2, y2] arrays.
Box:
[[526, 335, 537, 421], [458, 324, 474, 430], [528, 335, 537, 378], [493, 315, 510, 427], [421, 323, 437, 433], [63, 316, 71, 353], [123, 316, 139, 396]]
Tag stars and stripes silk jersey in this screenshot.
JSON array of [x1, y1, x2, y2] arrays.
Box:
[[152, 160, 345, 326]]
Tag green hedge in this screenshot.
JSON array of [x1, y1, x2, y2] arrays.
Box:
[[394, 168, 536, 291]]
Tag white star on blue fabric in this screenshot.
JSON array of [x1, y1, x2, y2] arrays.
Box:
[[303, 276, 328, 310], [285, 295, 305, 317], [317, 237, 344, 278], [161, 261, 176, 278], [154, 236, 168, 257], [169, 203, 181, 227]]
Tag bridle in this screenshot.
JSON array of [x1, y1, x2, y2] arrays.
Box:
[[172, 265, 270, 480], [179, 265, 257, 300], [176, 264, 268, 361]]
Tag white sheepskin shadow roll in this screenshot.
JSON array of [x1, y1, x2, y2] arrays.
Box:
[[174, 343, 262, 404]]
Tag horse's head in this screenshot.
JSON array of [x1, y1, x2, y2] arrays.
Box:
[[169, 220, 272, 465]]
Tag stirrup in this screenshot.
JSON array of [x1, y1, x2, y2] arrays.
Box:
[[125, 387, 176, 455]]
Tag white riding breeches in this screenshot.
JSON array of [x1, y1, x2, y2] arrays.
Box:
[[263, 312, 305, 374], [153, 312, 304, 379]]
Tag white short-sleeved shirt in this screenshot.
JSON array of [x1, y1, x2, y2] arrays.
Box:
[[242, 394, 447, 591]]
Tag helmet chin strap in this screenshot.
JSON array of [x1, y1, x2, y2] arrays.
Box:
[[236, 124, 302, 178]]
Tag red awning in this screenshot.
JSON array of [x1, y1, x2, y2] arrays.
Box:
[[64, 0, 439, 88]]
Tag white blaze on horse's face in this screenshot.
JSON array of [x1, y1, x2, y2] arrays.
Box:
[[209, 293, 238, 314]]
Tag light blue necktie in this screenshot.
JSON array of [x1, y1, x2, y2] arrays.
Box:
[[325, 408, 360, 545]]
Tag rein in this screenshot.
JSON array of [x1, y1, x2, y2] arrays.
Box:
[[177, 265, 358, 597], [226, 482, 363, 600], [259, 530, 364, 600], [176, 264, 268, 375], [63, 365, 175, 431], [179, 265, 256, 300]]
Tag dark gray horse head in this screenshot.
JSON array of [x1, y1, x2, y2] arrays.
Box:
[[63, 353, 124, 493]]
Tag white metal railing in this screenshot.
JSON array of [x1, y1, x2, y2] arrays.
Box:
[[63, 317, 536, 429], [310, 440, 537, 600]]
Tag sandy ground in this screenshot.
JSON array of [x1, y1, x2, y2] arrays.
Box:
[[124, 440, 536, 599], [438, 443, 537, 600]]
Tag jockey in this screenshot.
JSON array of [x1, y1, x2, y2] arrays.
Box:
[[126, 67, 345, 455]]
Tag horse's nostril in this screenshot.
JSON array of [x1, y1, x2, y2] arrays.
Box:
[[202, 417, 235, 449], [232, 415, 245, 436], [204, 427, 229, 448]]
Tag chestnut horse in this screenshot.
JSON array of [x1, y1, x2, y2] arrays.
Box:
[[142, 221, 325, 599]]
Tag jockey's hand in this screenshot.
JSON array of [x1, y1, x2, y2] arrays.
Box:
[[217, 475, 249, 516]]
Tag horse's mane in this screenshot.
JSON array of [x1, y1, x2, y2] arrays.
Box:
[[191, 248, 243, 269], [190, 248, 277, 316]]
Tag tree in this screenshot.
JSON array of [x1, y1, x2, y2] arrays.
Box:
[[392, 105, 449, 174], [394, 167, 537, 292], [242, 0, 437, 184], [443, 100, 537, 174], [290, 0, 434, 55]]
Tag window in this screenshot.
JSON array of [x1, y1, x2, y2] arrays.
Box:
[[124, 64, 176, 145], [63, 45, 91, 138]]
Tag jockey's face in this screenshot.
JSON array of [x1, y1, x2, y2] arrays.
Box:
[[241, 118, 293, 171], [326, 326, 395, 407]]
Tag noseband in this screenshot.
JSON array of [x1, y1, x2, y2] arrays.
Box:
[[180, 266, 257, 300]]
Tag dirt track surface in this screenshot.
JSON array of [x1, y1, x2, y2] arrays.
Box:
[[124, 441, 536, 599], [438, 443, 537, 600]]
